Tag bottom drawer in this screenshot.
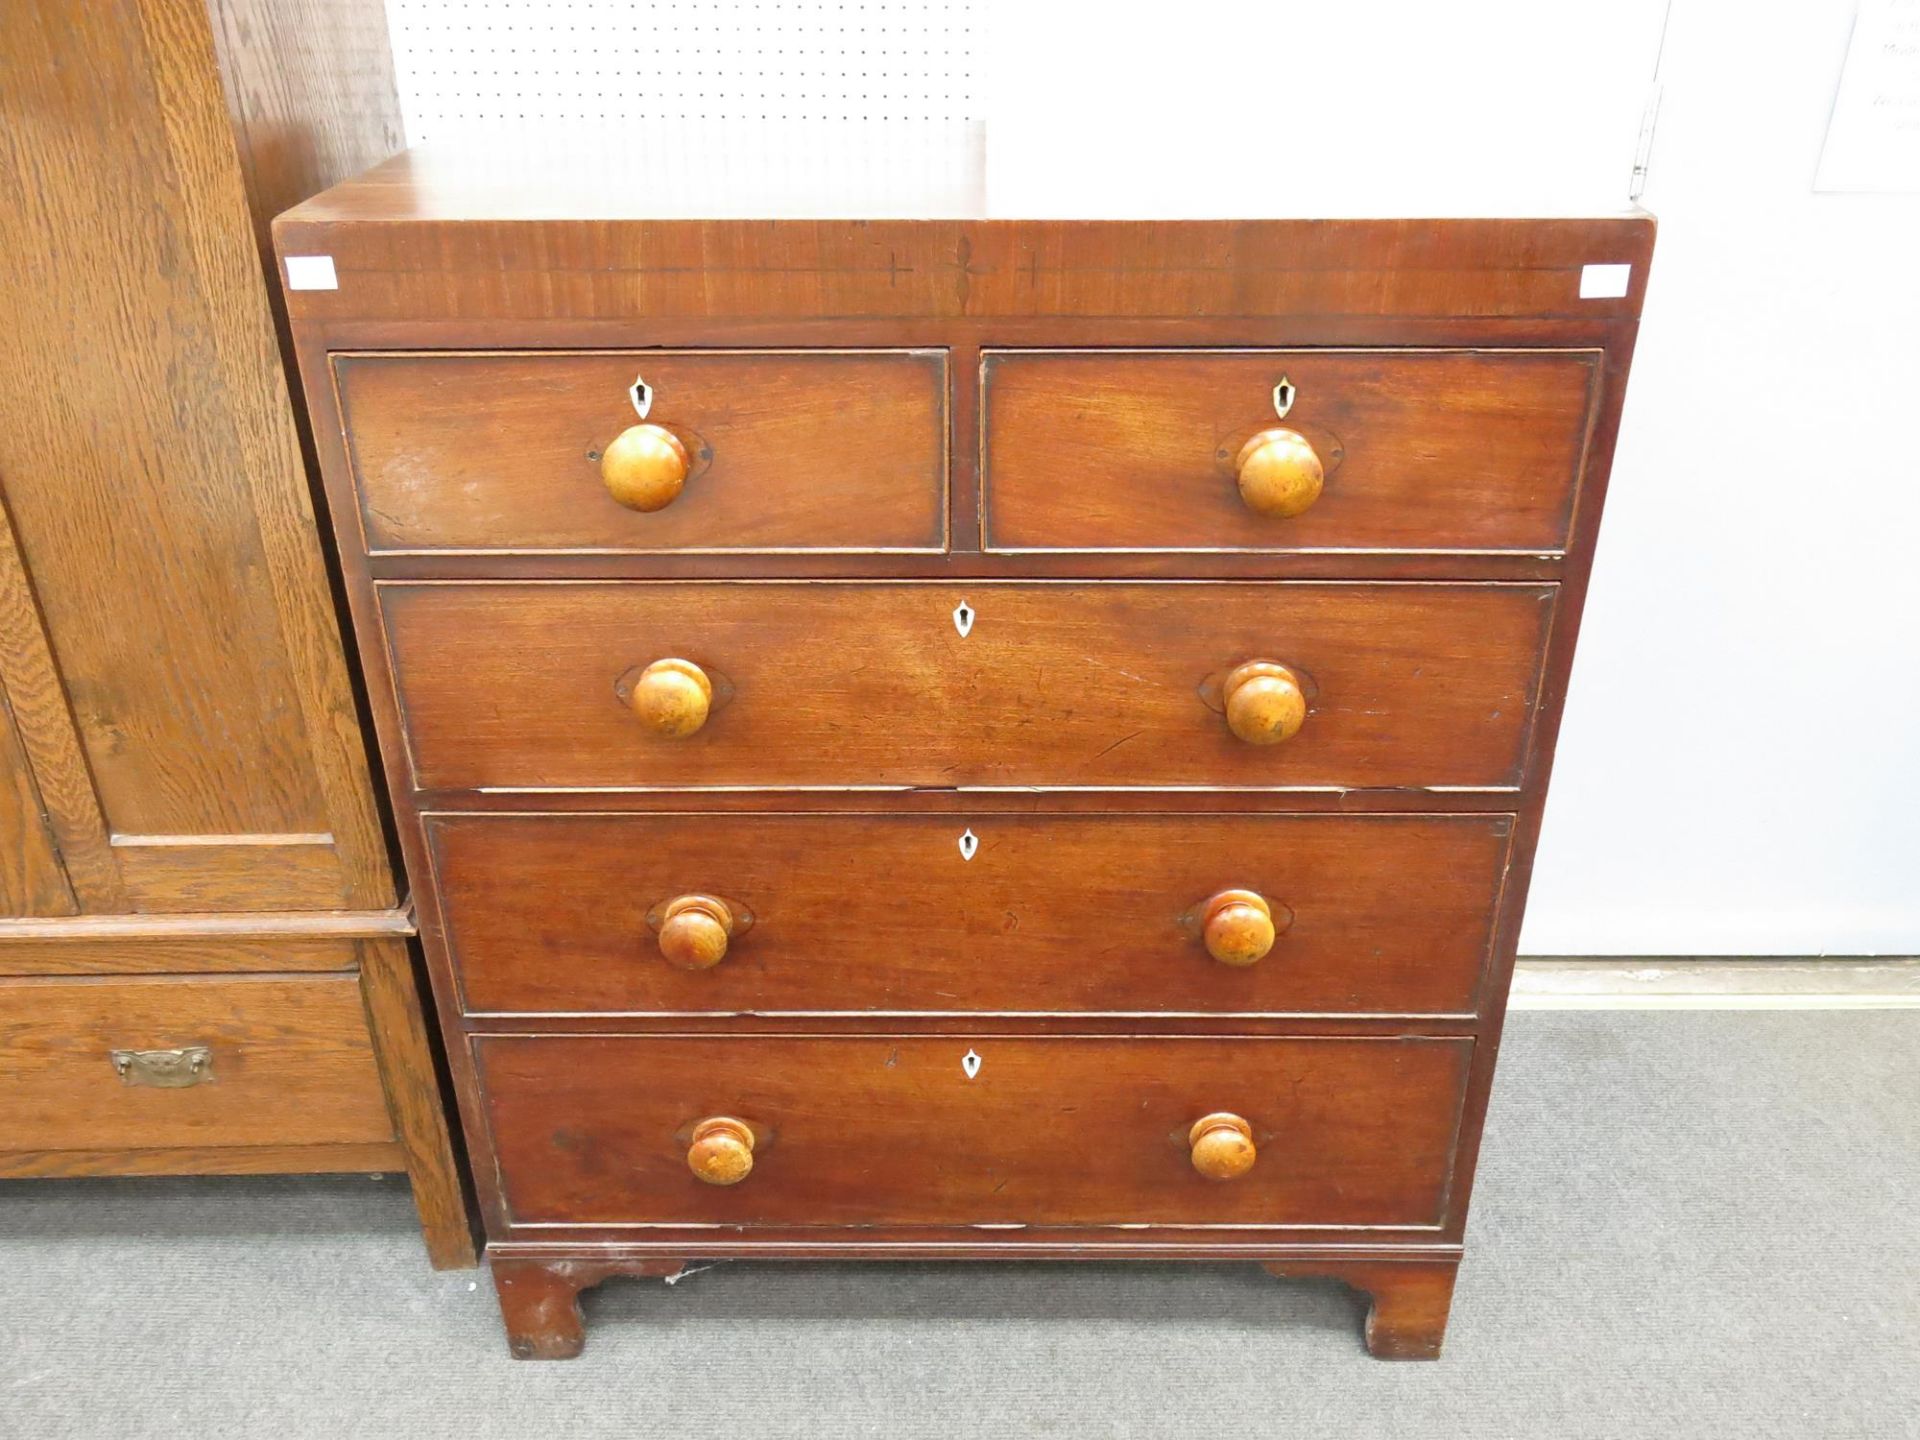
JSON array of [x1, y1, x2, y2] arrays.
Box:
[[480, 1035, 1471, 1230], [0, 974, 397, 1153]]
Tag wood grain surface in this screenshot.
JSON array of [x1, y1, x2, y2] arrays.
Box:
[[356, 934, 479, 1267], [982, 348, 1598, 553], [0, 501, 124, 912], [382, 580, 1554, 792], [0, 687, 72, 916], [478, 1034, 1472, 1229], [0, 3, 471, 1264], [428, 812, 1513, 1016], [275, 151, 1655, 325], [0, 973, 396, 1152], [0, 933, 359, 978], [337, 350, 949, 553], [0, 1140, 405, 1179], [0, 0, 391, 910], [204, 0, 406, 269]]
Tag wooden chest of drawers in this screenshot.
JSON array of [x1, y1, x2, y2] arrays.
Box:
[[277, 151, 1653, 1359]]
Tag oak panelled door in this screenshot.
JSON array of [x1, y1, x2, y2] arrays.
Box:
[[0, 0, 470, 1266]]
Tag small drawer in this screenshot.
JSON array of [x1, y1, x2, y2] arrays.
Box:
[[981, 348, 1599, 554], [382, 580, 1552, 792], [0, 975, 396, 1153], [478, 1034, 1471, 1229], [430, 812, 1513, 1017], [335, 349, 949, 554]]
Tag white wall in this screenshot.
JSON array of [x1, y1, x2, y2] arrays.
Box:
[[1528, 1, 1920, 954], [384, 0, 1920, 956]]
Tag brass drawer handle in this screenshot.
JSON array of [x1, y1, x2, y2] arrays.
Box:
[[111, 1046, 213, 1088]]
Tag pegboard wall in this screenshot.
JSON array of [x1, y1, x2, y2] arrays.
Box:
[[384, 0, 980, 141]]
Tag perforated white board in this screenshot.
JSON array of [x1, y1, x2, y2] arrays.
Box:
[[386, 0, 978, 137]]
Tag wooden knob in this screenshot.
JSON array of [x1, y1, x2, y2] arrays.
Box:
[[687, 1116, 755, 1185], [601, 422, 691, 512], [657, 895, 736, 970], [1189, 1112, 1257, 1180], [1200, 890, 1276, 967], [628, 658, 711, 738], [1235, 427, 1324, 518], [1222, 661, 1307, 746]]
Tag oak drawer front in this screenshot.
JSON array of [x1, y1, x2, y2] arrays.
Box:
[[335, 350, 949, 554], [383, 581, 1552, 792], [432, 813, 1512, 1016], [479, 1035, 1470, 1228], [0, 975, 395, 1153], [981, 349, 1598, 553]]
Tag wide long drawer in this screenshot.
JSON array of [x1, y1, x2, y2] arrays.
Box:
[[382, 581, 1553, 792], [430, 812, 1513, 1016], [478, 1034, 1472, 1229], [0, 975, 396, 1153], [336, 350, 949, 554], [982, 348, 1599, 554]]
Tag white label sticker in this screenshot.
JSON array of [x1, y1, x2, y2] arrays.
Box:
[[285, 255, 339, 291], [1579, 263, 1632, 300]]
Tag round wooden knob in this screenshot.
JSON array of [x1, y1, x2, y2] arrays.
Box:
[[628, 658, 711, 738], [1222, 661, 1308, 746], [687, 1116, 755, 1185], [1201, 890, 1276, 967], [1189, 1112, 1257, 1180], [601, 422, 691, 512], [657, 895, 736, 970], [1235, 427, 1324, 518]]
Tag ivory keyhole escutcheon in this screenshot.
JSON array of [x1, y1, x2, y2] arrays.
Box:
[[961, 1049, 982, 1079], [953, 599, 975, 637], [957, 828, 979, 861]]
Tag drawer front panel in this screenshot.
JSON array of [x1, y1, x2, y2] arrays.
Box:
[[432, 812, 1512, 1016], [384, 581, 1552, 792], [0, 975, 396, 1153], [982, 349, 1598, 553], [479, 1035, 1471, 1228], [336, 350, 949, 554]]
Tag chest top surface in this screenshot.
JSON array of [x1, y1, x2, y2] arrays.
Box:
[[275, 145, 1654, 328]]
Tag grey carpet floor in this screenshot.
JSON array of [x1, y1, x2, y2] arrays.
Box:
[[2, 1012, 1916, 1439]]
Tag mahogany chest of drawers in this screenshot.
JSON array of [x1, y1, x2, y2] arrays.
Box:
[[277, 151, 1653, 1359]]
